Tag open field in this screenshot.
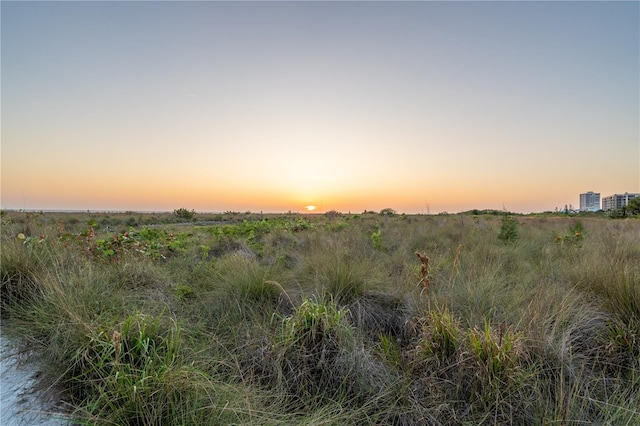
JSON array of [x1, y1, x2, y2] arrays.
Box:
[[1, 210, 639, 425]]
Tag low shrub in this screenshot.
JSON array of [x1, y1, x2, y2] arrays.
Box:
[[498, 214, 518, 242]]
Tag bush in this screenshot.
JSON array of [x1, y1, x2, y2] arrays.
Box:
[[498, 214, 518, 242], [173, 208, 195, 221]]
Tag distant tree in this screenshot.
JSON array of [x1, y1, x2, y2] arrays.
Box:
[[630, 197, 640, 214], [623, 197, 640, 216], [174, 208, 195, 221], [608, 198, 640, 218]]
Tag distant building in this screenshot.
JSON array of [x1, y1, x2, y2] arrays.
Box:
[[601, 192, 640, 211], [579, 191, 600, 211]]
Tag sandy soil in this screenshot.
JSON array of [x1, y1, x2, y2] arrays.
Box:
[[0, 334, 70, 425]]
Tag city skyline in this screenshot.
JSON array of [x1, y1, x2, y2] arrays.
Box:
[[2, 1, 639, 214]]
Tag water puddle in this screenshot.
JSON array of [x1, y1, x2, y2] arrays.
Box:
[[0, 333, 71, 425]]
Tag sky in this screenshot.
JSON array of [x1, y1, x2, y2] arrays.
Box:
[[1, 1, 639, 214]]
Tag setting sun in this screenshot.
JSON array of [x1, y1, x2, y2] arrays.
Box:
[[305, 205, 316, 212]]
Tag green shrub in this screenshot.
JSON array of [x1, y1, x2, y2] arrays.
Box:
[[498, 214, 518, 242], [371, 228, 383, 250], [173, 208, 195, 221]]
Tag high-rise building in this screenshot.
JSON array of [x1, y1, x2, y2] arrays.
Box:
[[601, 193, 640, 211], [579, 191, 600, 211]]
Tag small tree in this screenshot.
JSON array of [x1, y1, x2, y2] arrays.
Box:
[[624, 197, 640, 216], [498, 214, 518, 243], [610, 198, 640, 218], [174, 208, 195, 221]]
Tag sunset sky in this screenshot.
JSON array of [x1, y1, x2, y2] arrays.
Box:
[[2, 1, 638, 214]]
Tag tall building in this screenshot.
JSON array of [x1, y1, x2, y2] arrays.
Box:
[[579, 191, 600, 211], [601, 192, 640, 211]]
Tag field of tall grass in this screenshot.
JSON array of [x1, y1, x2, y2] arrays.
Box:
[[1, 210, 638, 425]]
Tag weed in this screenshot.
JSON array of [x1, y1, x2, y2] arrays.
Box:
[[415, 305, 461, 361], [415, 251, 430, 293], [469, 318, 522, 380], [199, 244, 211, 260], [371, 228, 383, 250], [377, 334, 402, 368], [555, 220, 586, 245]]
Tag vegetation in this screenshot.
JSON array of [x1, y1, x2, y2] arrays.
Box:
[[173, 208, 196, 221], [497, 214, 518, 243], [627, 196, 640, 215], [1, 210, 639, 424], [610, 196, 640, 218]]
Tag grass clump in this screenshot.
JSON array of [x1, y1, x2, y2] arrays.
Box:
[[274, 297, 354, 399], [215, 253, 282, 307], [413, 305, 461, 361], [68, 313, 181, 422], [1, 238, 43, 314], [297, 241, 384, 304], [265, 296, 394, 412]]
